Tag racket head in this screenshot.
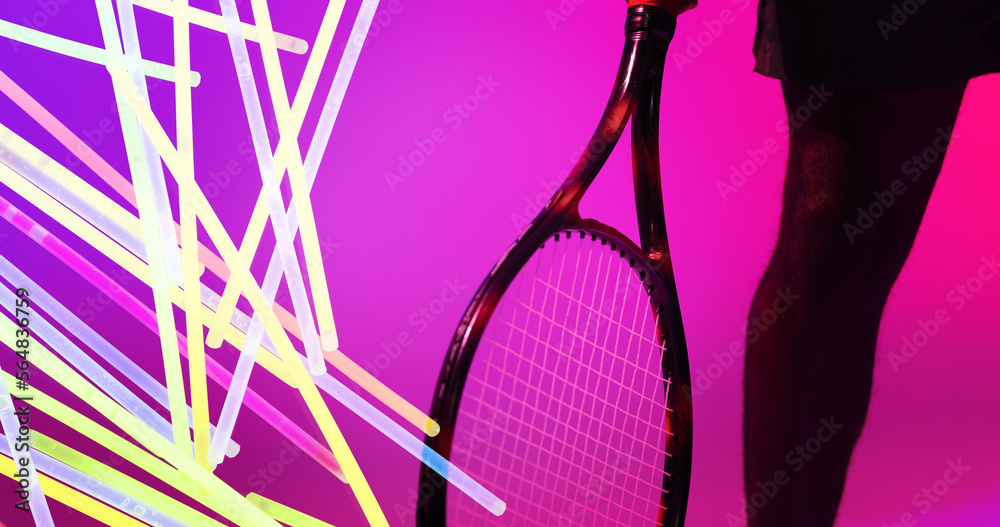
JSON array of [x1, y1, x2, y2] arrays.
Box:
[[418, 219, 692, 527]]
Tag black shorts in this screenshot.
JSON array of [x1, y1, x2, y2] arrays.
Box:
[[753, 0, 1000, 91]]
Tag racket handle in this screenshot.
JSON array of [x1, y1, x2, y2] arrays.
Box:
[[627, 0, 693, 17]]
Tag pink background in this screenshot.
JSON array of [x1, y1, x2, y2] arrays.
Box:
[[0, 0, 998, 525]]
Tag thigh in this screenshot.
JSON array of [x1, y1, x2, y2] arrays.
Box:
[[773, 80, 968, 301]]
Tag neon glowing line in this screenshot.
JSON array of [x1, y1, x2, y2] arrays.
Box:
[[0, 69, 220, 283], [0, 273, 239, 458], [168, 0, 212, 470], [0, 18, 201, 85], [94, 0, 191, 456], [2, 136, 436, 477], [0, 444, 173, 526], [0, 355, 277, 526], [0, 63, 433, 437], [0, 432, 188, 527], [310, 364, 507, 515], [31, 432, 223, 527], [0, 164, 492, 511], [205, 0, 348, 354], [132, 0, 309, 54], [211, 0, 440, 437], [0, 352, 54, 525], [0, 139, 141, 259], [206, 0, 328, 465], [113, 0, 185, 287], [0, 68, 138, 207], [219, 0, 324, 375], [0, 191, 346, 482], [246, 493, 337, 527], [0, 152, 476, 513], [0, 123, 141, 241], [0, 453, 146, 527], [108, 64, 390, 526], [250, 0, 340, 354], [0, 387, 217, 525]]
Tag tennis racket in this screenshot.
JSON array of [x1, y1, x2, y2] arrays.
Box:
[[418, 3, 692, 526]]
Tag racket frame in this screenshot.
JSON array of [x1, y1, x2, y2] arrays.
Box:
[[419, 5, 693, 526]]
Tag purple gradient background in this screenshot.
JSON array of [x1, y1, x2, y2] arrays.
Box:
[[1, 0, 998, 525]]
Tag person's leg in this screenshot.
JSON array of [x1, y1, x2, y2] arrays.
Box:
[[743, 79, 968, 527]]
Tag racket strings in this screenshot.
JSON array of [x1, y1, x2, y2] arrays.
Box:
[[449, 234, 673, 526], [482, 323, 670, 472]]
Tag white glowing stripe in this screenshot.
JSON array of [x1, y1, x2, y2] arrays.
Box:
[[206, 0, 325, 463], [0, 18, 201, 85], [0, 429, 185, 526], [0, 253, 241, 458], [113, 0, 185, 288], [94, 0, 192, 457], [133, 0, 309, 54], [0, 357, 54, 526], [247, 0, 341, 358]]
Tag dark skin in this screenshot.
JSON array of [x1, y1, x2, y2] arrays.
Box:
[[743, 80, 968, 526]]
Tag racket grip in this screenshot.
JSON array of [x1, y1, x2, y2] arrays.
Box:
[[627, 0, 691, 17]]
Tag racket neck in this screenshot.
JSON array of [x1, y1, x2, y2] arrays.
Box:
[[631, 21, 671, 264], [555, 5, 676, 224]]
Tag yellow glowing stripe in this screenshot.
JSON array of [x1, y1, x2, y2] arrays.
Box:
[[31, 432, 225, 527], [0, 455, 146, 527], [252, 0, 341, 355], [107, 66, 389, 526], [0, 369, 271, 525], [0, 163, 318, 486], [0, 160, 294, 401], [323, 348, 441, 436], [94, 0, 191, 459], [247, 493, 337, 527], [132, 0, 308, 54], [2, 54, 433, 437], [181, 0, 437, 435], [0, 18, 201, 86], [0, 330, 277, 526], [205, 0, 347, 355], [0, 68, 223, 286], [0, 162, 285, 393], [0, 120, 436, 437], [172, 0, 211, 471], [242, 1, 333, 367], [0, 123, 142, 240], [0, 66, 312, 387]]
